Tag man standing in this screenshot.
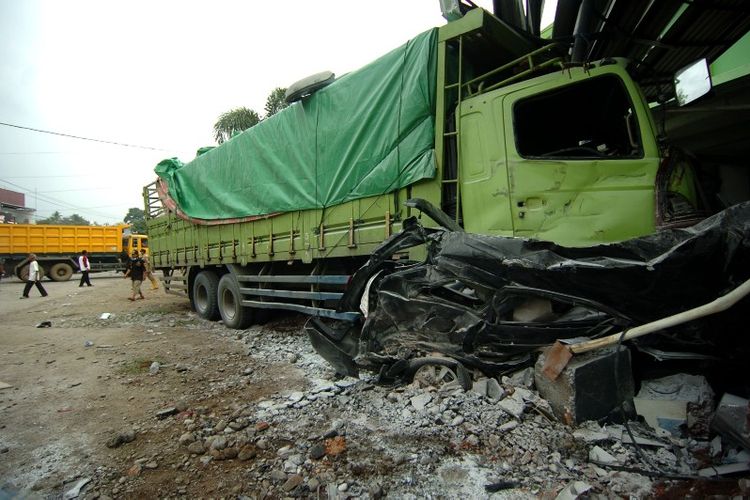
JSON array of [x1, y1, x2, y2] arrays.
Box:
[[21, 254, 48, 298], [124, 250, 145, 301], [78, 250, 93, 287], [140, 249, 159, 290]]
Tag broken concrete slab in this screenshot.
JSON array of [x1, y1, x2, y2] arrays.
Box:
[[555, 480, 592, 500], [633, 373, 714, 436], [572, 422, 609, 443], [410, 393, 433, 412], [471, 378, 488, 397], [711, 393, 750, 450], [497, 390, 526, 419], [589, 446, 618, 465], [0, 381, 13, 391], [486, 378, 504, 401], [615, 431, 669, 448], [63, 477, 91, 499], [156, 407, 179, 419], [535, 346, 634, 424], [711, 435, 722, 457], [503, 367, 534, 389], [698, 461, 750, 477]]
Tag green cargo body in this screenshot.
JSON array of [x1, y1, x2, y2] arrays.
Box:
[[147, 188, 405, 268]]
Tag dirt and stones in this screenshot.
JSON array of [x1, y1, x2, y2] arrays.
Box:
[[0, 272, 746, 499]]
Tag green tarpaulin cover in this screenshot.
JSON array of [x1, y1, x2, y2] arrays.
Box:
[[155, 29, 438, 220]]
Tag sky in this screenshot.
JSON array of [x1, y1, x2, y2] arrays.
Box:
[[0, 0, 554, 225]]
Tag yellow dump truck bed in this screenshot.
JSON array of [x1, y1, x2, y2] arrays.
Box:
[[0, 224, 127, 255]]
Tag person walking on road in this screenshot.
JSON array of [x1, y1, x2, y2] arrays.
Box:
[[124, 250, 145, 301], [140, 249, 159, 290], [78, 250, 93, 287], [21, 254, 48, 299]]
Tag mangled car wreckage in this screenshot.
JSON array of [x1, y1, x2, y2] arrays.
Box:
[[307, 202, 750, 388]]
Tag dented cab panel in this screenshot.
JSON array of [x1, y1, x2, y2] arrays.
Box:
[[459, 62, 663, 247]]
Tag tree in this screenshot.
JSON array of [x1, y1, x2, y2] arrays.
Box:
[[213, 107, 260, 144], [36, 212, 90, 225], [37, 211, 64, 224], [66, 214, 90, 225], [264, 87, 289, 117], [124, 207, 146, 234]]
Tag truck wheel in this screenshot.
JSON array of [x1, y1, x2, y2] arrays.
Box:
[[192, 271, 220, 320], [217, 274, 254, 329], [49, 262, 74, 282], [15, 262, 46, 281]]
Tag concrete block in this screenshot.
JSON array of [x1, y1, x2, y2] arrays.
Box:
[[486, 378, 505, 401], [471, 378, 488, 397], [534, 346, 634, 425]]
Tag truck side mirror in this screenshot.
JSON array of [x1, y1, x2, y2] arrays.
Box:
[[674, 59, 711, 106]]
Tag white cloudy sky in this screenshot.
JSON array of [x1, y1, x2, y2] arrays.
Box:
[[0, 0, 553, 224]]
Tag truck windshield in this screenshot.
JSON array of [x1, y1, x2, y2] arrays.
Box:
[[514, 74, 643, 159]]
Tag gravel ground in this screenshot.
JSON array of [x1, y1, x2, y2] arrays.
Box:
[[0, 272, 747, 499]]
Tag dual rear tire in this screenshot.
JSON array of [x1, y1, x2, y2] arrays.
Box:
[[192, 270, 254, 329], [49, 262, 74, 282], [217, 274, 254, 329], [192, 271, 220, 320]]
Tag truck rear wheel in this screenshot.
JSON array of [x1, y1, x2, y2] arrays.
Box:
[[217, 274, 254, 329], [15, 262, 46, 281], [49, 262, 74, 282], [192, 271, 220, 320]]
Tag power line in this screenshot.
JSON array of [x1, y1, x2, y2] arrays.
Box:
[[38, 187, 118, 194], [0, 178, 123, 221], [0, 121, 176, 152], [0, 151, 78, 155], [3, 174, 96, 179]]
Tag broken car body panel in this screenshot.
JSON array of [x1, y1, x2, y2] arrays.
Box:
[[308, 202, 750, 381]]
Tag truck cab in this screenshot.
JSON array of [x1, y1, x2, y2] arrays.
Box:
[[411, 7, 717, 248], [125, 234, 149, 257], [458, 58, 693, 246]]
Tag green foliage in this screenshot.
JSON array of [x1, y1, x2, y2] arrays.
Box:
[[213, 107, 261, 144], [37, 211, 91, 225], [66, 214, 91, 225], [124, 207, 146, 234], [264, 87, 289, 117], [213, 88, 288, 145], [37, 211, 63, 224]]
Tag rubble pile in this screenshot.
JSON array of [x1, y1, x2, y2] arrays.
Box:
[[65, 317, 749, 499]]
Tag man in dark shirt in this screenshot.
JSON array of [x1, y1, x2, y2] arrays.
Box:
[[124, 250, 146, 301]]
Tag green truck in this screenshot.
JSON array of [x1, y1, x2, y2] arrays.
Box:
[[144, 4, 749, 329]]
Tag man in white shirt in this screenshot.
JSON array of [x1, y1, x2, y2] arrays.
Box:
[[21, 254, 48, 298], [78, 250, 93, 287]]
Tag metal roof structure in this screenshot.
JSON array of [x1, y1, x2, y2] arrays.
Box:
[[489, 0, 750, 99]]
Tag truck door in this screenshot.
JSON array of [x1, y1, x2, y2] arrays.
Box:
[[458, 97, 514, 236], [503, 71, 661, 246]]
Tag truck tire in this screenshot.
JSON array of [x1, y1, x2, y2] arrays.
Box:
[[217, 273, 254, 329], [49, 262, 74, 282], [15, 262, 46, 281], [192, 271, 220, 320]]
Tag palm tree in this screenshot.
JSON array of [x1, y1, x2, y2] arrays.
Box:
[[213, 107, 260, 144], [264, 87, 289, 117]]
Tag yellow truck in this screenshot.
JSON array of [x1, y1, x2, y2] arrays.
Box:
[[0, 224, 148, 281]]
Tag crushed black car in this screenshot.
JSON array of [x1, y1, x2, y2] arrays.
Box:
[[307, 201, 750, 387]]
